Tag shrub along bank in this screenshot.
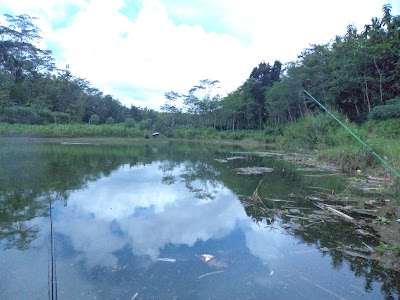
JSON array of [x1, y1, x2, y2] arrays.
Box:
[[169, 114, 400, 175], [1, 115, 399, 176], [0, 123, 144, 137]]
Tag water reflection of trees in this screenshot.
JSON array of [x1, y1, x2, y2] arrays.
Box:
[[0, 141, 158, 250], [1, 140, 400, 299], [241, 194, 400, 299], [0, 140, 232, 249]]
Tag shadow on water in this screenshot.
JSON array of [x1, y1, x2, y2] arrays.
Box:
[[0, 138, 399, 299]]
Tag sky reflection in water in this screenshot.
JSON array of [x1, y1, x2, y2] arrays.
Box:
[[0, 143, 386, 299]]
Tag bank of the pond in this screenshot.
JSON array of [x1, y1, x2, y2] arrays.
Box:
[[1, 116, 399, 179], [0, 123, 147, 138]]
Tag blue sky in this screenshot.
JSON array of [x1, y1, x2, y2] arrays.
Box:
[[0, 0, 398, 109]]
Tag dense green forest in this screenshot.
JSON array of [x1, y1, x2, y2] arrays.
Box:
[[0, 5, 399, 135]]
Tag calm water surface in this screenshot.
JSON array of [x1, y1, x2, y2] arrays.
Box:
[[0, 138, 398, 299]]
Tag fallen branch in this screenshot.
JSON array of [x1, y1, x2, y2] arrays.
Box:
[[316, 203, 355, 223]]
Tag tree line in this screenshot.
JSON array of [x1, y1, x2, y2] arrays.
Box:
[[1, 5, 399, 135], [162, 4, 400, 131], [0, 14, 157, 129]]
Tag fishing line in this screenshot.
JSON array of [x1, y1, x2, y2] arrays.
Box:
[[304, 89, 400, 180], [49, 197, 58, 300]]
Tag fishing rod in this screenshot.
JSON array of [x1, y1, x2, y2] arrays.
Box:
[[48, 197, 58, 300], [304, 89, 400, 180]]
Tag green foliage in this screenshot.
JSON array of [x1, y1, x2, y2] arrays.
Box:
[[363, 119, 400, 138], [368, 103, 400, 120], [2, 7, 400, 137], [391, 246, 400, 256], [386, 97, 400, 105], [124, 118, 136, 128], [378, 216, 391, 225], [138, 118, 152, 130], [89, 114, 100, 125], [1, 106, 42, 124], [38, 109, 55, 125], [53, 112, 70, 124], [281, 113, 343, 149], [0, 14, 159, 128], [105, 117, 114, 125], [204, 127, 217, 137], [0, 123, 142, 137], [378, 241, 389, 254]]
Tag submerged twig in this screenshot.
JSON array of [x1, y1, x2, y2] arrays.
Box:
[[198, 270, 224, 279], [299, 275, 348, 300], [252, 180, 270, 212]]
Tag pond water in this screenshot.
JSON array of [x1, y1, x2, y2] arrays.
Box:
[[0, 138, 398, 299]]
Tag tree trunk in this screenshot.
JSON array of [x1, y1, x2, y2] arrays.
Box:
[[354, 102, 360, 116], [373, 58, 384, 104], [364, 79, 371, 112]]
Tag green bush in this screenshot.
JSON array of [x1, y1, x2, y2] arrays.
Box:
[[38, 109, 55, 125], [368, 103, 400, 120], [204, 127, 217, 137], [89, 114, 100, 125], [386, 97, 400, 105], [53, 112, 70, 124], [124, 118, 136, 128], [281, 112, 346, 149], [106, 117, 114, 125], [0, 123, 143, 137], [1, 106, 42, 124], [138, 118, 152, 130], [364, 119, 400, 138]]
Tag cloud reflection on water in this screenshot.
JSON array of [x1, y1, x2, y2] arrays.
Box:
[[54, 162, 264, 267]]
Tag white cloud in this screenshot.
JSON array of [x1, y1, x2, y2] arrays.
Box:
[[0, 0, 398, 109]]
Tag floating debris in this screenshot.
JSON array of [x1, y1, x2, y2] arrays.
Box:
[[214, 159, 228, 163], [307, 196, 323, 201], [256, 151, 285, 157], [157, 258, 176, 262], [317, 203, 355, 223], [198, 270, 224, 279], [265, 198, 296, 203], [131, 292, 138, 300], [235, 167, 273, 175], [289, 208, 301, 214], [226, 156, 246, 160], [355, 229, 372, 236], [303, 173, 339, 177], [339, 248, 373, 260], [367, 176, 389, 182], [201, 254, 214, 263], [60, 142, 98, 145], [296, 168, 318, 172]]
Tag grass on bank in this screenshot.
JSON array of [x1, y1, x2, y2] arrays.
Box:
[[1, 116, 399, 176], [279, 114, 400, 174], [0, 123, 147, 138]]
